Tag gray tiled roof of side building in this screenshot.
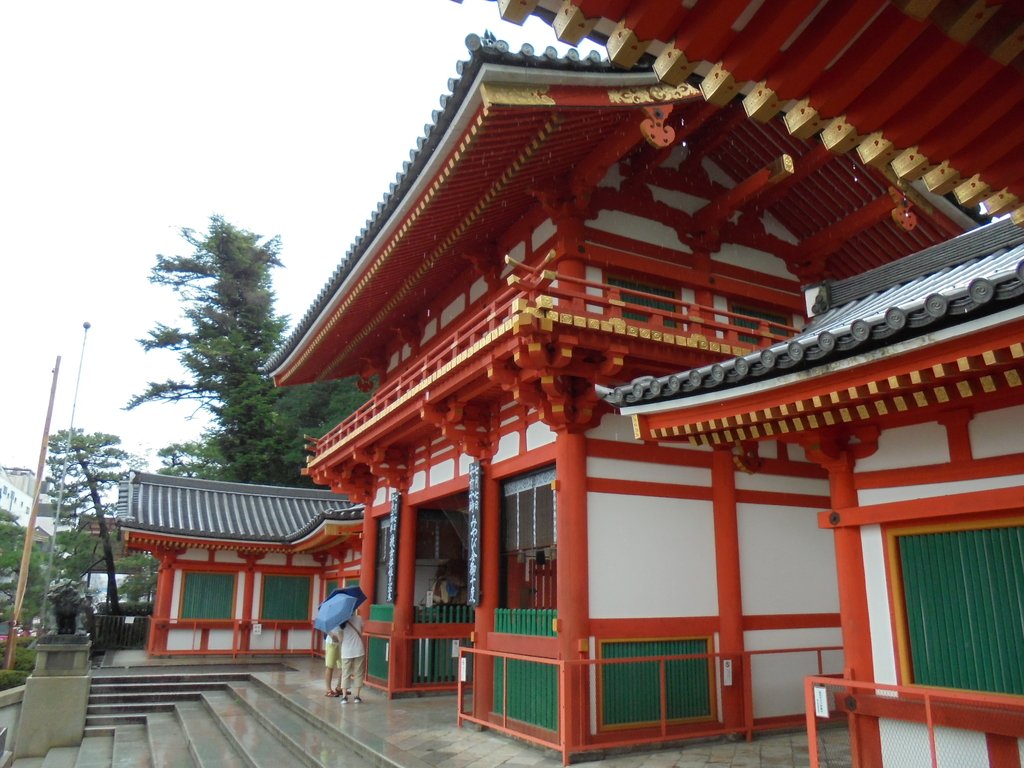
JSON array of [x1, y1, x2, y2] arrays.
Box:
[[601, 218, 1024, 407], [117, 471, 362, 542]]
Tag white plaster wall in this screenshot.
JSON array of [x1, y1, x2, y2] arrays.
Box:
[[388, 350, 400, 373], [738, 504, 839, 616], [586, 413, 641, 443], [409, 470, 426, 494], [422, 318, 437, 345], [862, 524, 897, 685], [292, 554, 318, 568], [470, 277, 487, 304], [855, 422, 950, 472], [587, 210, 688, 252], [648, 184, 707, 215], [441, 294, 466, 328], [761, 212, 798, 245], [170, 570, 183, 619], [587, 456, 711, 487], [733, 472, 828, 496], [235, 573, 247, 618], [858, 472, 1024, 506], [260, 553, 287, 566], [214, 551, 243, 564], [252, 573, 262, 619], [588, 492, 717, 618], [744, 628, 844, 719], [179, 550, 206, 561], [712, 243, 795, 280], [492, 432, 521, 464], [526, 421, 555, 450], [532, 219, 556, 252], [207, 629, 234, 651], [507, 241, 525, 265], [165, 629, 196, 652], [374, 486, 387, 506], [459, 453, 473, 476], [429, 458, 455, 487], [879, 721, 989, 767], [288, 629, 313, 649], [970, 403, 1024, 458], [248, 631, 278, 651]]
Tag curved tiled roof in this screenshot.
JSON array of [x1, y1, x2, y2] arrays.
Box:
[[117, 471, 362, 543], [265, 34, 615, 375], [601, 218, 1024, 407]]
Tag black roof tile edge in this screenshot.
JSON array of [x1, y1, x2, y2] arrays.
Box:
[[119, 506, 363, 544], [601, 220, 1024, 408], [265, 34, 620, 375], [124, 471, 350, 502]]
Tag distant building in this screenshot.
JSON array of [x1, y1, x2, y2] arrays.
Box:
[[1, 466, 37, 526]]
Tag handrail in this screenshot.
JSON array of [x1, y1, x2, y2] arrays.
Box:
[[313, 269, 795, 458], [459, 643, 844, 766], [804, 674, 1024, 768]]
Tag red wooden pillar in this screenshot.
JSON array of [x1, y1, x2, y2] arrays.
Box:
[[555, 429, 590, 752], [473, 461, 501, 721], [824, 452, 881, 768], [239, 555, 261, 654], [391, 491, 418, 694], [359, 510, 378, 612], [711, 447, 746, 732], [149, 549, 178, 654]]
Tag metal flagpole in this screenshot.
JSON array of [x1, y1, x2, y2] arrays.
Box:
[[39, 322, 92, 636], [3, 357, 61, 670]]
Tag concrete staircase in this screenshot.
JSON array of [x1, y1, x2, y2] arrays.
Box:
[[11, 673, 377, 768]]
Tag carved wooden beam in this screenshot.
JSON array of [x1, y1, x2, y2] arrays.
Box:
[[690, 155, 794, 233]]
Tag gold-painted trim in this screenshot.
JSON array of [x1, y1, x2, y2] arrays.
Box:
[[481, 83, 555, 108], [607, 83, 699, 105]]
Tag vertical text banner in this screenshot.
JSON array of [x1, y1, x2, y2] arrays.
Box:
[[385, 489, 401, 604], [467, 461, 482, 606]]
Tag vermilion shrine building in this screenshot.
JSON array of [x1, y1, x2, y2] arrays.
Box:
[[264, 0, 1023, 761]]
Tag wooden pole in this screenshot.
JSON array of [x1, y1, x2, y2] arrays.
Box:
[[4, 356, 61, 670]]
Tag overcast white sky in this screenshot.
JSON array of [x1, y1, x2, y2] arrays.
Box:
[[0, 1, 601, 473]]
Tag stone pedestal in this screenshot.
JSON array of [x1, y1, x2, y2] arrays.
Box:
[[14, 636, 91, 759]]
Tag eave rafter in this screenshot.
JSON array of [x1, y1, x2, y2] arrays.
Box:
[[497, 0, 1024, 224], [635, 340, 1024, 448]]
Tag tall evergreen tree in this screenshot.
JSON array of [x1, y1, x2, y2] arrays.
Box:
[[129, 216, 289, 483]]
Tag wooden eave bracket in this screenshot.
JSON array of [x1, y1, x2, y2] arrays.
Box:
[[497, 0, 539, 24], [553, 1, 597, 45]]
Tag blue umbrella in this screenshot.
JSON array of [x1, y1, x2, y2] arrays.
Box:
[[326, 585, 367, 609], [314, 592, 357, 633]]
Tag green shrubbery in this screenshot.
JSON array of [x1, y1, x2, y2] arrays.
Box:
[[0, 641, 35, 690], [0, 669, 29, 691]]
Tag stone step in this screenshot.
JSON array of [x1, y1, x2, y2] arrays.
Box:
[[112, 725, 151, 768], [86, 703, 174, 723], [39, 747, 76, 768], [88, 691, 208, 707], [226, 681, 382, 768], [173, 700, 247, 768], [92, 673, 249, 687], [74, 734, 113, 768], [90, 682, 232, 696], [199, 690, 307, 768], [145, 712, 198, 768]]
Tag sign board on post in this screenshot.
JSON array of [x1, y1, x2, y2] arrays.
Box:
[[385, 490, 401, 605], [466, 461, 482, 606]]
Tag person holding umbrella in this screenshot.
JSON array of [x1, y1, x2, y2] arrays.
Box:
[[338, 612, 365, 703]]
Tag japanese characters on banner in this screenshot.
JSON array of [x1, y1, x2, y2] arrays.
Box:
[[466, 461, 482, 606], [385, 489, 400, 604]]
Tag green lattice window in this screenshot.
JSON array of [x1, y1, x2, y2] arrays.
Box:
[[180, 572, 235, 620], [261, 575, 311, 621], [608, 276, 677, 327], [897, 524, 1024, 695], [731, 302, 789, 345]]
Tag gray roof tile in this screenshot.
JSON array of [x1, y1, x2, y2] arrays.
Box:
[[117, 472, 362, 543], [602, 219, 1024, 407]]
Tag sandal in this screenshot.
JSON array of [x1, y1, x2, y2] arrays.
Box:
[[325, 690, 339, 697]]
